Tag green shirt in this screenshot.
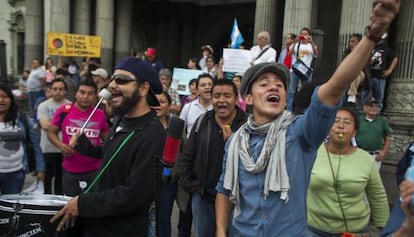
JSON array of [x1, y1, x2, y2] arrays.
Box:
[[356, 115, 390, 151], [307, 145, 389, 233]]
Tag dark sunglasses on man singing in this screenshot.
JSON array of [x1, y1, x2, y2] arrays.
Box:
[[110, 74, 137, 84]]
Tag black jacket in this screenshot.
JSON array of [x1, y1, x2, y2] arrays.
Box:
[[177, 107, 247, 201], [396, 142, 414, 186], [76, 110, 166, 237]]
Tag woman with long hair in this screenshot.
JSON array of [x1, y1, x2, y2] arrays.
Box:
[[0, 84, 45, 194]]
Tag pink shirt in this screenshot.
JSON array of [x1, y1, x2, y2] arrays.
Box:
[[51, 103, 109, 173]]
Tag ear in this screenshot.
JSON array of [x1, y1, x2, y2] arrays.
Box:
[[138, 81, 150, 97], [244, 94, 253, 105]]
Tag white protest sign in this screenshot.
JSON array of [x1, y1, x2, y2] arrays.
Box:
[[222, 48, 251, 73]]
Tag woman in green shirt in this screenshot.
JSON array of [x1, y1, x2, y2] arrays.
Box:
[[307, 108, 389, 236]]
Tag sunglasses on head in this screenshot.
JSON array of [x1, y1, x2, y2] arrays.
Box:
[[110, 74, 136, 84]]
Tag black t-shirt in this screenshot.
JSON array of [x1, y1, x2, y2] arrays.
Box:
[[370, 43, 396, 79]]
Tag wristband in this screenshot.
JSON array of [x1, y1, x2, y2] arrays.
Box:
[[364, 25, 387, 44]]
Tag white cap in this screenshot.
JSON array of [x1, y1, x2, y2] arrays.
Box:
[[91, 68, 108, 79]]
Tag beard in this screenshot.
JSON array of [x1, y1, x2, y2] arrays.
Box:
[[112, 88, 141, 115]]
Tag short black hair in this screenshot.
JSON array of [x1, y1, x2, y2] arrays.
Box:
[[50, 77, 68, 91], [188, 78, 197, 87], [337, 107, 359, 130], [77, 77, 97, 94], [211, 79, 238, 97], [350, 33, 363, 41], [196, 73, 214, 88]]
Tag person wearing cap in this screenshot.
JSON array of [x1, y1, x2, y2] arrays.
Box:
[[159, 68, 182, 115], [91, 68, 113, 119], [215, 1, 399, 236], [145, 47, 164, 73], [199, 45, 214, 70], [250, 31, 277, 66], [355, 97, 391, 170], [91, 68, 109, 91], [51, 57, 166, 237]]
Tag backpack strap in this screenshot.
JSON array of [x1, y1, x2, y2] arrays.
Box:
[[58, 103, 74, 130]]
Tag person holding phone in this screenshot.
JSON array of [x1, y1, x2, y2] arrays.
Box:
[[287, 28, 319, 112]]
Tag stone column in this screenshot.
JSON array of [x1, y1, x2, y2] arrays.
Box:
[[383, 0, 414, 154], [95, 0, 114, 70], [44, 0, 70, 59], [282, 0, 313, 38], [253, 0, 278, 45], [337, 0, 371, 62], [114, 0, 132, 64], [24, 0, 43, 67], [73, 0, 91, 35]]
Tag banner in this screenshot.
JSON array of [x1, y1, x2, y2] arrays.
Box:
[[47, 32, 101, 57], [222, 48, 251, 73], [171, 68, 203, 96]]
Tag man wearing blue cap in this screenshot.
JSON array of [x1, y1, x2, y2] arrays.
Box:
[[51, 57, 166, 236]]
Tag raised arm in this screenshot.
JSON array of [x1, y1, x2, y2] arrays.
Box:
[[318, 0, 400, 106]]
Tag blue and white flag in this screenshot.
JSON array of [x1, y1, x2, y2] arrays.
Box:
[[230, 18, 244, 49]]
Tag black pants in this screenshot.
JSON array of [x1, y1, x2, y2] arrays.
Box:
[[44, 153, 63, 194]]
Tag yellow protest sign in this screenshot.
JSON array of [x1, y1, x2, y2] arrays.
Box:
[[47, 32, 101, 57]]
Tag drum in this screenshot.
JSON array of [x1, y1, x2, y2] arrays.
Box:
[[0, 193, 71, 237]]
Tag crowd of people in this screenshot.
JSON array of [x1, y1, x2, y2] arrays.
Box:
[[0, 0, 412, 237]]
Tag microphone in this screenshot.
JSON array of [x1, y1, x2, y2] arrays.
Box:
[[161, 117, 184, 181], [162, 116, 185, 167], [80, 88, 112, 133]]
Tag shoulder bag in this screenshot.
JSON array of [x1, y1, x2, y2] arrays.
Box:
[[292, 43, 313, 81]]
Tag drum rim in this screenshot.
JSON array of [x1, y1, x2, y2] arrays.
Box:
[[0, 205, 58, 215]]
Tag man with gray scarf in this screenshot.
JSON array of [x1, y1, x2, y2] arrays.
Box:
[[215, 1, 400, 237]]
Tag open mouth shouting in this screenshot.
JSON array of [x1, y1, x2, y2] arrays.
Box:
[[267, 94, 280, 103], [111, 91, 123, 103], [217, 104, 228, 114]]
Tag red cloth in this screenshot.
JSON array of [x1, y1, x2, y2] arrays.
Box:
[[284, 49, 292, 69]]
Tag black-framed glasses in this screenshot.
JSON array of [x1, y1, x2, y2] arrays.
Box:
[[110, 74, 136, 84]]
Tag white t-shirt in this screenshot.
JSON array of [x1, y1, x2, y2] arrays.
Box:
[[0, 122, 24, 173], [37, 98, 70, 153], [27, 67, 46, 91], [290, 42, 315, 68]]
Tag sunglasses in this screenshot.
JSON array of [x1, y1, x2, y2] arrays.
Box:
[[110, 74, 136, 84]]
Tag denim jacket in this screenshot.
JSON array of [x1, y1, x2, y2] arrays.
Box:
[[17, 113, 45, 173]]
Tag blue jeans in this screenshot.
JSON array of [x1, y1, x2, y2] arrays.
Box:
[[371, 77, 386, 111], [381, 196, 405, 237], [0, 169, 25, 194], [192, 193, 215, 237], [159, 180, 193, 237], [28, 90, 44, 117], [287, 70, 312, 112]]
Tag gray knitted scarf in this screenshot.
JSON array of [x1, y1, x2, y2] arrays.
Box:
[[223, 110, 295, 218]]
